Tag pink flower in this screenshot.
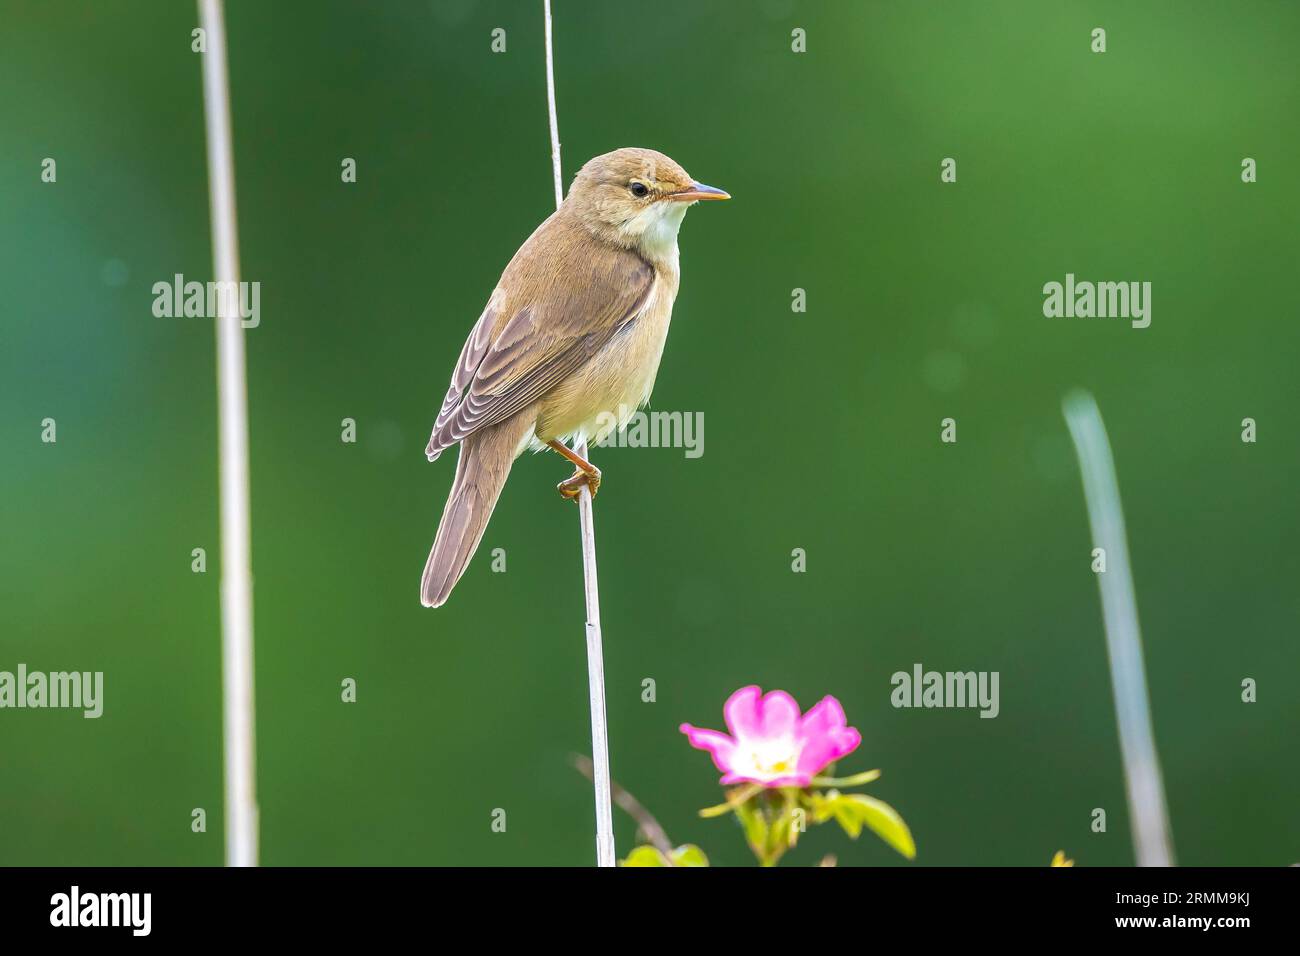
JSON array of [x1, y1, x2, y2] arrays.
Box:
[[680, 685, 862, 787]]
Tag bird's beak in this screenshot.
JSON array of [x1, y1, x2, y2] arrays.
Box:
[[667, 181, 731, 202]]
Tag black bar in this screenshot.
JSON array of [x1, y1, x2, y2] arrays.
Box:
[[1, 866, 1289, 941]]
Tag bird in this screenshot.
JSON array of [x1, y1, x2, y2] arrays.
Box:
[[420, 147, 730, 608]]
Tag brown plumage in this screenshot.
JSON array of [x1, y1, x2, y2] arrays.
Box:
[[421, 147, 729, 607]]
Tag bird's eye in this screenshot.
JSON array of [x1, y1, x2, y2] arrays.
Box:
[[629, 182, 650, 198]]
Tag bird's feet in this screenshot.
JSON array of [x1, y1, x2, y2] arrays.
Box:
[[544, 438, 601, 502], [557, 465, 601, 501]]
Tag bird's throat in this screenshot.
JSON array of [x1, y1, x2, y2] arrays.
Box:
[[634, 202, 689, 268]]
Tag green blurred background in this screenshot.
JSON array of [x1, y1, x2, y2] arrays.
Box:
[[2, 0, 1297, 866]]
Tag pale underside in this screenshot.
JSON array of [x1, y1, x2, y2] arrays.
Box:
[[526, 268, 678, 454]]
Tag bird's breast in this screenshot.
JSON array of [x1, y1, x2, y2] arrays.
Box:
[[535, 265, 680, 448]]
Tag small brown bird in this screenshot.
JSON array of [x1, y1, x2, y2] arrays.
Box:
[[421, 147, 729, 607]]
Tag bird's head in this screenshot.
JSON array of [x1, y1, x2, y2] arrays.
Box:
[[564, 147, 729, 260]]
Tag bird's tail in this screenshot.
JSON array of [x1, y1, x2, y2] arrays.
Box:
[[421, 414, 533, 608]]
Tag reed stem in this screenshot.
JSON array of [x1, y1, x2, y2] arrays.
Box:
[[197, 0, 259, 868], [1063, 390, 1174, 867], [543, 0, 616, 868]]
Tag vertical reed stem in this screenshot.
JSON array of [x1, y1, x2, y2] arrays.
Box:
[[1063, 390, 1174, 867], [543, 0, 616, 868], [198, 0, 259, 868]]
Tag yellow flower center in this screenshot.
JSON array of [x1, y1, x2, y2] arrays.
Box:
[[742, 737, 801, 779]]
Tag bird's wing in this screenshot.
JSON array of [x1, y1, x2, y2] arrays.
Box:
[[426, 217, 655, 460]]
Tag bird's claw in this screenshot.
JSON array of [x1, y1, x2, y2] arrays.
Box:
[[557, 466, 601, 501]]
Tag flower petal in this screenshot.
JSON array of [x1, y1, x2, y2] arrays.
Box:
[[679, 723, 738, 775], [800, 695, 849, 737], [721, 685, 765, 738], [795, 725, 862, 779], [754, 689, 801, 738]]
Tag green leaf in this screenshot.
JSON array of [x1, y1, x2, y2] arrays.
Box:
[[621, 844, 710, 867], [670, 844, 709, 867], [733, 798, 769, 860], [839, 794, 916, 860], [807, 788, 837, 824], [831, 797, 865, 838], [770, 810, 793, 851], [621, 845, 670, 867], [810, 769, 882, 788]]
